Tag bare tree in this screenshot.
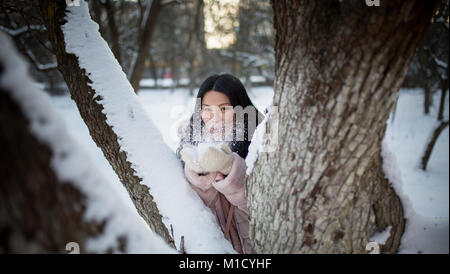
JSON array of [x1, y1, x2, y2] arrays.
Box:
[[415, 0, 449, 170], [0, 0, 65, 95], [128, 0, 162, 92], [247, 0, 438, 254], [403, 0, 449, 115]]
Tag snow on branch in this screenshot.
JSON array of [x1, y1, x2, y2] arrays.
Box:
[[24, 49, 58, 72], [0, 24, 46, 37], [0, 32, 176, 253], [62, 1, 235, 253]]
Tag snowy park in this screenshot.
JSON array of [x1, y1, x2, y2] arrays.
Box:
[[48, 86, 449, 254], [0, 0, 448, 257]]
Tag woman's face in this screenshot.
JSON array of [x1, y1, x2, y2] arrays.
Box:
[[201, 90, 235, 140]]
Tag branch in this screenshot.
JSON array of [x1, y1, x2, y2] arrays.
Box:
[[37, 0, 236, 254], [161, 0, 195, 8], [0, 25, 46, 37], [421, 120, 449, 170], [23, 49, 58, 72], [38, 0, 175, 249], [0, 33, 176, 253]]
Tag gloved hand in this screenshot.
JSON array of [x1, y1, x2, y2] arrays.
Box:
[[179, 143, 205, 174], [199, 143, 234, 175]]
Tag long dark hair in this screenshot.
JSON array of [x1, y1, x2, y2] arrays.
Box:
[[180, 74, 264, 159]]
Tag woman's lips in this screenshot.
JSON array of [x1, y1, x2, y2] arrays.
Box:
[[208, 127, 222, 134]]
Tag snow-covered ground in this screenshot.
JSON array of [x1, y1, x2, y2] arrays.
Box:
[[385, 89, 449, 254], [49, 86, 449, 254]]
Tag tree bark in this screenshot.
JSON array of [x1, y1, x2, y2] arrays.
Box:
[[421, 120, 449, 171], [129, 0, 162, 93], [37, 0, 175, 249], [248, 0, 437, 254]]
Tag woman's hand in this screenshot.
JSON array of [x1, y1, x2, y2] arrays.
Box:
[[199, 143, 234, 175], [179, 143, 205, 174], [184, 164, 217, 192], [211, 153, 249, 214]]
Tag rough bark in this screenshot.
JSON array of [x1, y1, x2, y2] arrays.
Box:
[[421, 120, 449, 171], [248, 0, 437, 254], [129, 0, 162, 93], [0, 73, 112, 253], [38, 0, 175, 249]]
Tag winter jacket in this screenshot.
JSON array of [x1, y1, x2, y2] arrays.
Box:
[[181, 151, 252, 254]]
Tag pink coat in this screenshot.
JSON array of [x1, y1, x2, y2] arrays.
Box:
[[183, 152, 252, 254]]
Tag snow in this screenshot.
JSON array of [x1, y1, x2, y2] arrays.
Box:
[[46, 76, 449, 254], [138, 87, 449, 254], [383, 89, 449, 253], [246, 104, 272, 175], [46, 84, 449, 254], [370, 226, 392, 245], [3, 0, 447, 253], [197, 142, 226, 158], [0, 25, 45, 37], [381, 137, 415, 221], [25, 49, 57, 70], [140, 78, 175, 88], [0, 32, 175, 254], [433, 56, 447, 69], [61, 1, 235, 253]]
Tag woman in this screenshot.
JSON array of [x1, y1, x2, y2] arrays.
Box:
[[176, 74, 264, 254]]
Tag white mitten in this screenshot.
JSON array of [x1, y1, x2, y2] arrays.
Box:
[[180, 143, 205, 174], [198, 143, 234, 175]]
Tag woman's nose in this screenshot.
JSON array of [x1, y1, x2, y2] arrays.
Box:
[[211, 109, 222, 123]]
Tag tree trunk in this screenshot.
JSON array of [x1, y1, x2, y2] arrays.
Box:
[[129, 0, 162, 93], [0, 63, 110, 253], [90, 0, 107, 43], [186, 0, 205, 96], [437, 66, 449, 121], [421, 120, 449, 171], [38, 0, 175, 249], [424, 85, 432, 115], [248, 0, 437, 254], [148, 52, 159, 88], [104, 0, 122, 64]]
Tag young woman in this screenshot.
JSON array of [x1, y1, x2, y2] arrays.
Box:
[[176, 74, 264, 254]]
